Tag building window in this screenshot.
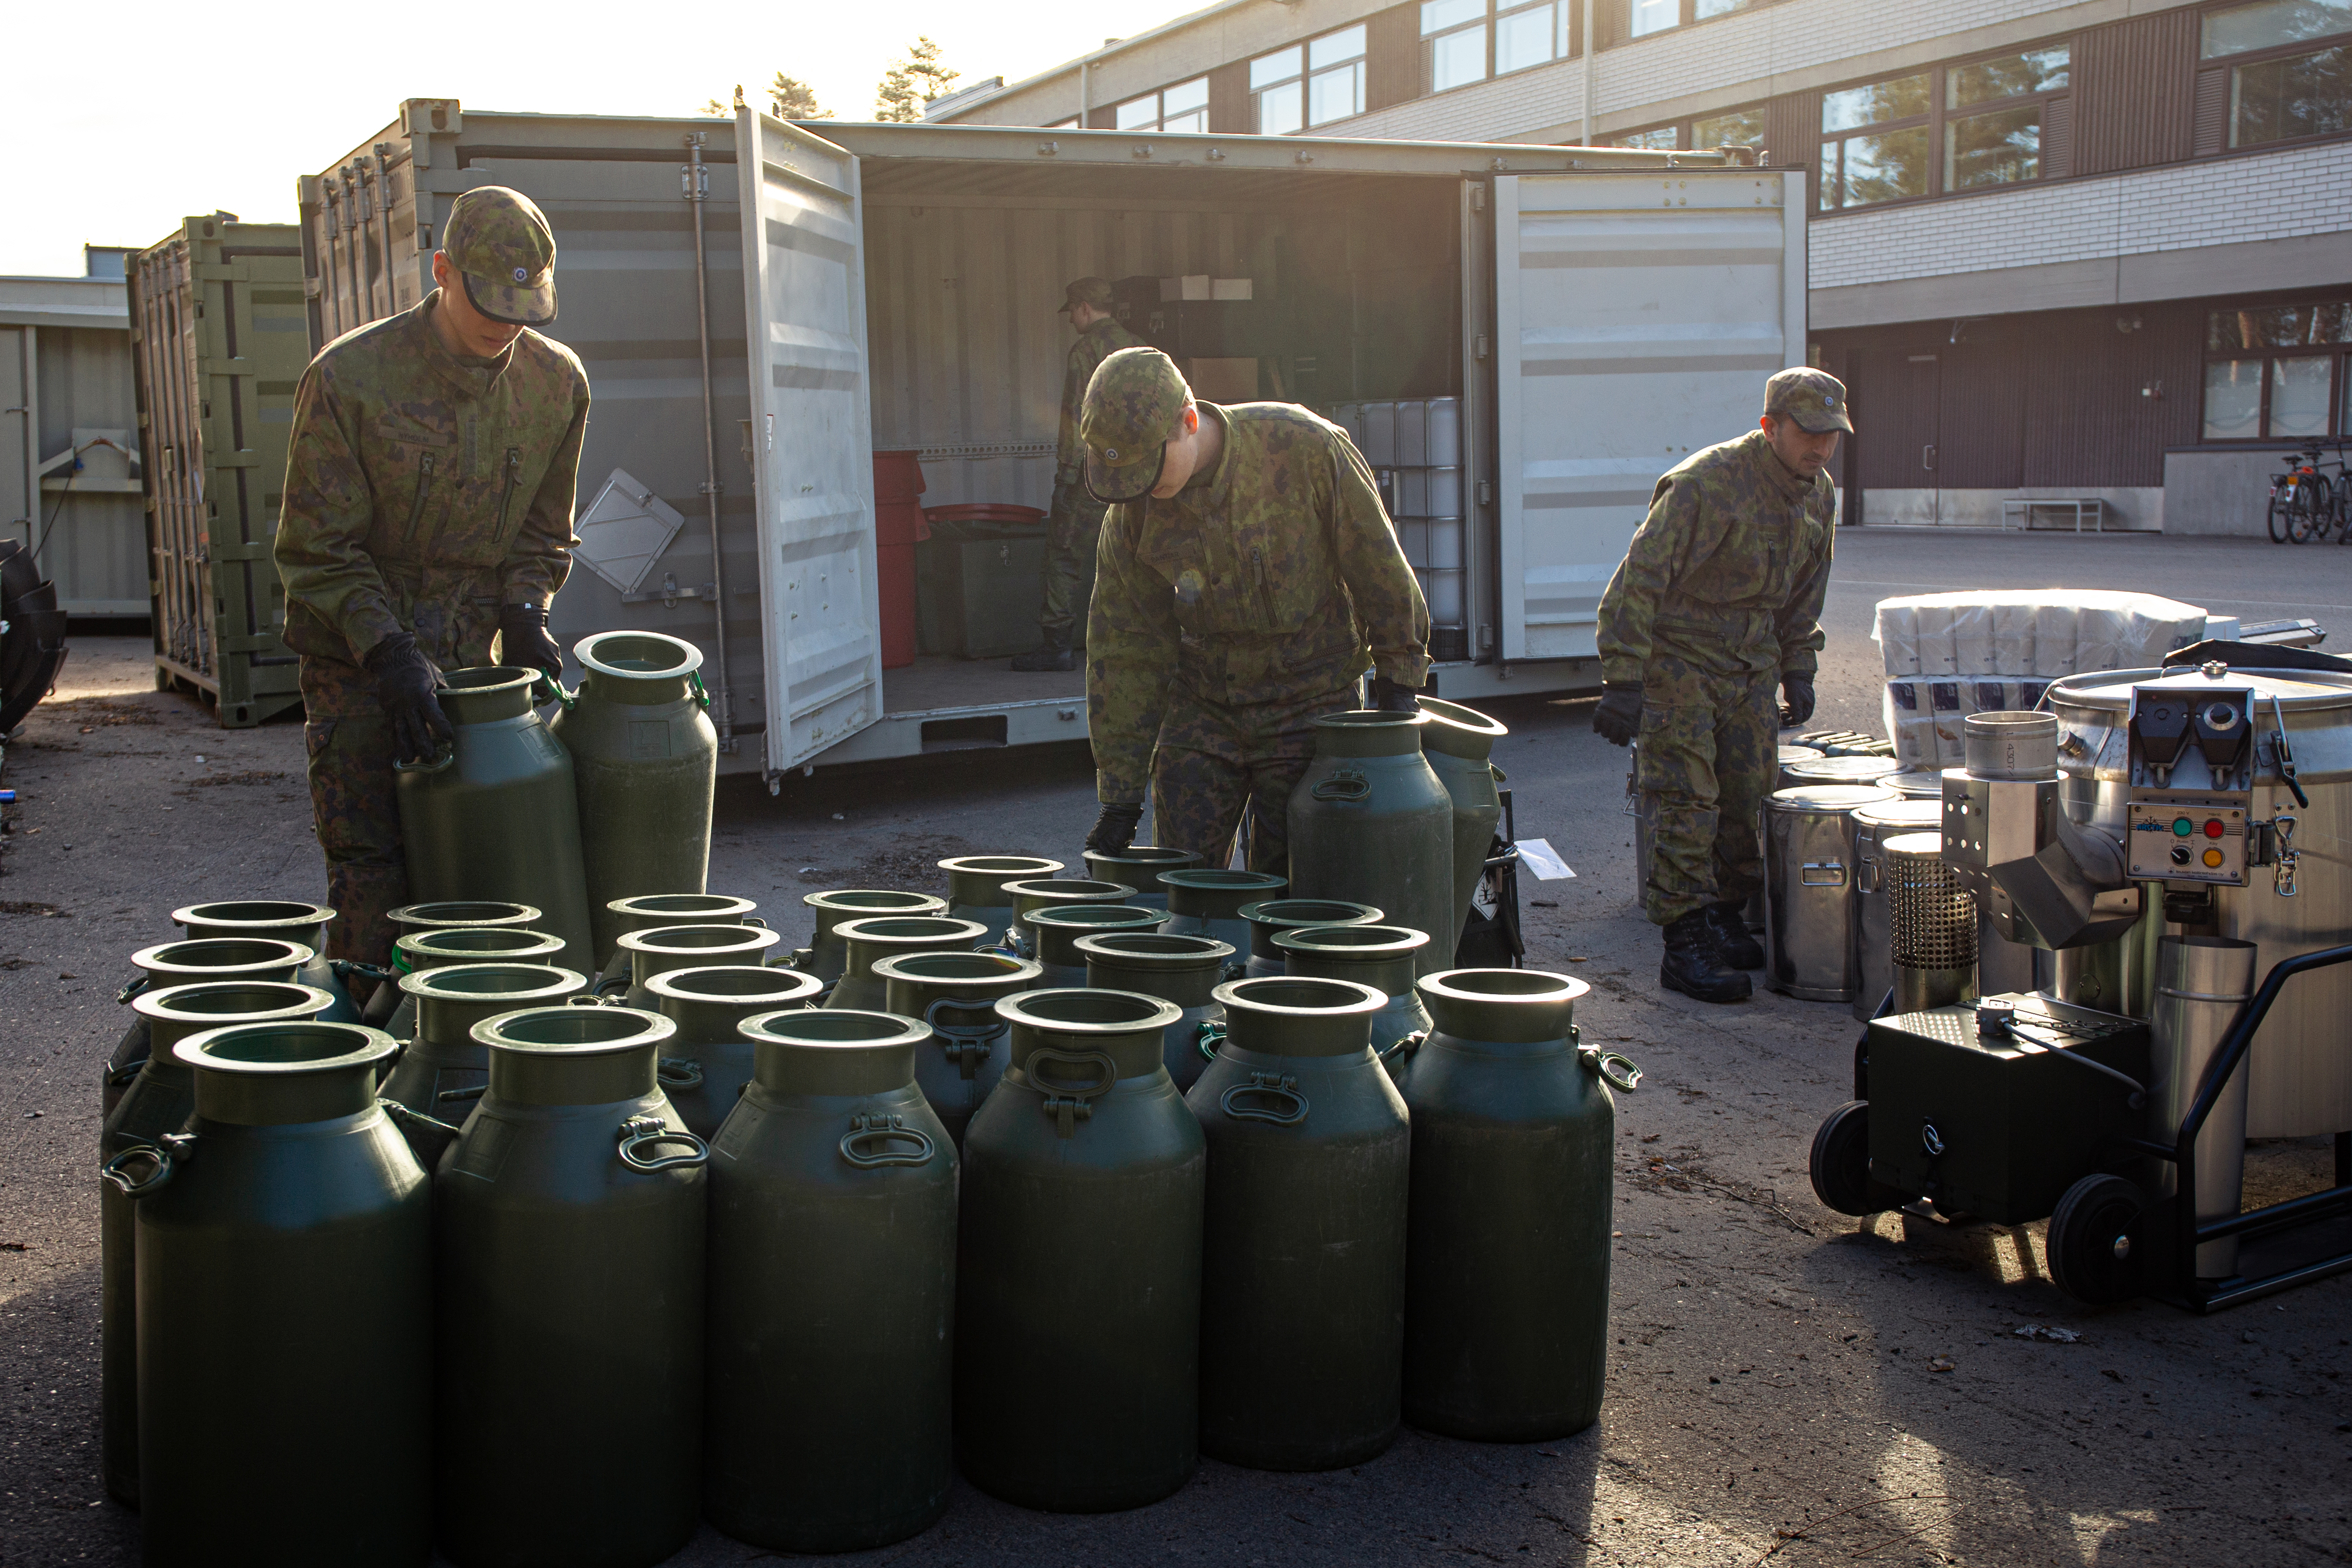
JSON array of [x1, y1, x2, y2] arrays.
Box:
[[1606, 126, 1678, 149], [2202, 301, 2352, 440], [1819, 73, 1930, 209], [1496, 0, 1559, 75], [1253, 27, 1364, 132], [1633, 0, 1760, 36], [2203, 0, 2352, 148], [1118, 77, 1209, 134], [1944, 45, 2069, 190], [1693, 107, 1764, 147], [1422, 0, 1562, 94]]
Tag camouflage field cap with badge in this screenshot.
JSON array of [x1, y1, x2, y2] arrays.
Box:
[[442, 186, 559, 328], [1762, 367, 1853, 434], [1081, 347, 1193, 503]]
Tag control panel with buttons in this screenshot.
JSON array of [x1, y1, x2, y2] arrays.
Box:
[[2125, 800, 2249, 885]]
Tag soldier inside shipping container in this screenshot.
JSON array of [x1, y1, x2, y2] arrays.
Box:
[[1589, 367, 1847, 1003], [1078, 347, 1430, 871], [274, 186, 588, 968], [1011, 276, 1147, 673]]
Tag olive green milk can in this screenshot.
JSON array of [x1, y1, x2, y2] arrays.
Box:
[[1189, 976, 1408, 1471], [598, 892, 758, 990], [1286, 711, 1453, 978], [1236, 898, 1382, 979], [104, 937, 311, 1120], [393, 665, 595, 973], [827, 916, 986, 1012], [1080, 845, 1201, 908], [614, 921, 781, 1007], [874, 950, 1042, 1149], [939, 855, 1063, 944], [378, 964, 583, 1165], [796, 889, 948, 984], [380, 902, 542, 1024], [549, 631, 720, 971], [1076, 932, 1236, 1092], [957, 989, 1203, 1512], [103, 978, 334, 1509], [1415, 697, 1508, 955], [114, 1020, 427, 1567], [644, 964, 826, 1139], [434, 1003, 706, 1568], [387, 927, 568, 1040], [1161, 869, 1288, 952], [706, 1010, 958, 1552], [1023, 903, 1167, 986], [1000, 877, 1135, 953], [1274, 924, 1433, 1067], [1396, 970, 1640, 1441], [173, 900, 357, 1022]]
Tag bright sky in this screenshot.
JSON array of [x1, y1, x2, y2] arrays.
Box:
[[3, 0, 1171, 278]]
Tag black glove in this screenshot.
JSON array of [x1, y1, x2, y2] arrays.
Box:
[[1780, 674, 1817, 729], [366, 632, 454, 764], [1591, 682, 1643, 746], [1369, 674, 1422, 714], [1085, 802, 1144, 856], [498, 603, 564, 680]]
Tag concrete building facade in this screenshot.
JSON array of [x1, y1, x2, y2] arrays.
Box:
[[939, 0, 2352, 534]]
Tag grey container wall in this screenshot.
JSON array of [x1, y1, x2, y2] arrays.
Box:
[[125, 216, 309, 726], [0, 277, 148, 616], [302, 101, 770, 762]]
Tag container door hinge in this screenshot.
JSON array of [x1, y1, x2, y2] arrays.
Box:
[[1474, 335, 1490, 360]]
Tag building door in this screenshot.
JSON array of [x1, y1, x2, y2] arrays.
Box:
[[1852, 347, 1942, 525]]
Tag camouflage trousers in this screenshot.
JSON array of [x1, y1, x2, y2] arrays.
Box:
[[1150, 679, 1360, 874], [1038, 485, 1109, 642], [1634, 657, 1779, 926], [300, 655, 409, 967]]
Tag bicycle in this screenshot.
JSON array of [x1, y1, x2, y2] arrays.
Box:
[[2268, 446, 2340, 544]]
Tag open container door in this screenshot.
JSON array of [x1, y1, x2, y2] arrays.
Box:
[[1493, 170, 1806, 661], [736, 107, 882, 775]]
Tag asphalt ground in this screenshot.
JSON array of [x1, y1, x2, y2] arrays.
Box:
[[6, 529, 2352, 1566]]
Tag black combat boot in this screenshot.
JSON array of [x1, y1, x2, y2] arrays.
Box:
[[1704, 902, 1763, 970], [1660, 909, 1752, 1003], [1010, 630, 1075, 672]]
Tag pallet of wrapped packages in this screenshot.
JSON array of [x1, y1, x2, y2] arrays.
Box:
[[1873, 590, 2210, 682], [1883, 677, 2057, 770]]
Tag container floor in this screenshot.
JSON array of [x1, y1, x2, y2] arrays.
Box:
[[882, 653, 1085, 715]]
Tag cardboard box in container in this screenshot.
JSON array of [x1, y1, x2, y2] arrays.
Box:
[[1160, 275, 1212, 300], [1185, 357, 1258, 403], [1211, 278, 1252, 300]]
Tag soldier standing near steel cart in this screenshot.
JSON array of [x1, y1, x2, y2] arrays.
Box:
[[1010, 277, 1146, 672], [1589, 367, 1848, 1004], [1079, 347, 1430, 870], [275, 186, 588, 968]]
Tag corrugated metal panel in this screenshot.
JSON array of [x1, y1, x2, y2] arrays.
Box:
[[1763, 94, 1819, 206], [2193, 65, 2229, 157], [128, 216, 309, 722], [2044, 95, 2074, 179], [2074, 9, 2197, 175], [1850, 345, 1940, 493], [30, 326, 147, 614], [1366, 1, 1422, 113], [1209, 60, 1250, 132], [1934, 338, 2023, 490]]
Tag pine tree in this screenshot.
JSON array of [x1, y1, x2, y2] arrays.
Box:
[[703, 75, 830, 119], [876, 37, 959, 123]]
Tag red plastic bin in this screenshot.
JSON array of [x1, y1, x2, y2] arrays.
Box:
[[873, 452, 928, 669]]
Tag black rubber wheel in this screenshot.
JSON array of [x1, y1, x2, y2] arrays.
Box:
[[1809, 1100, 1904, 1217], [2046, 1173, 2146, 1307], [2271, 492, 2294, 544]]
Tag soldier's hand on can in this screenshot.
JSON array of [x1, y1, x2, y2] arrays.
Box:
[[1591, 682, 1643, 746], [498, 603, 566, 681], [1085, 801, 1145, 856], [1779, 674, 1817, 729], [366, 631, 456, 764], [1369, 675, 1422, 714]]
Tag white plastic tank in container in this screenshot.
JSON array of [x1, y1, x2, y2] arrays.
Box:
[[1425, 397, 1460, 466], [1395, 400, 1427, 466], [1396, 469, 1427, 518], [1426, 519, 1464, 570], [1359, 402, 1395, 467], [1427, 467, 1462, 518], [1424, 570, 1464, 623], [1330, 403, 1363, 451], [1399, 520, 1429, 567]]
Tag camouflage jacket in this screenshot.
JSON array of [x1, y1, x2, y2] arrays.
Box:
[[275, 290, 589, 668], [1055, 317, 1147, 483], [1088, 403, 1431, 803], [1595, 427, 1834, 686]]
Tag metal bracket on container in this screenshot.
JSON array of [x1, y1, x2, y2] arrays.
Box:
[[2271, 694, 2309, 808], [620, 572, 720, 608], [2274, 814, 2301, 899], [1801, 861, 1847, 888]]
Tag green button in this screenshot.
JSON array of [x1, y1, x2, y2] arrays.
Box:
[[2173, 817, 2194, 837]]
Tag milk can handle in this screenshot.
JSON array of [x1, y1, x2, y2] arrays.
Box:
[[1220, 1072, 1310, 1126], [393, 744, 456, 775], [107, 1062, 146, 1089], [1310, 776, 1372, 803], [100, 1144, 174, 1197], [436, 1084, 488, 1105], [533, 674, 576, 711], [1579, 1044, 1642, 1092], [381, 1097, 467, 1140], [658, 1057, 706, 1090], [115, 974, 149, 1004], [1378, 1030, 1427, 1068], [1196, 1020, 1229, 1062], [688, 670, 713, 711], [839, 1114, 936, 1168], [1026, 1047, 1119, 1100], [617, 1118, 709, 1172]]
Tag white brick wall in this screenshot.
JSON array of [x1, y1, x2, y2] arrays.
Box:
[[1810, 139, 2352, 288]]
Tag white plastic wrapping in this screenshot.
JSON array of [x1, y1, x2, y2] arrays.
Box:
[[1875, 589, 2210, 680]]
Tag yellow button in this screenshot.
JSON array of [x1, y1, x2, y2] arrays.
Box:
[[2203, 847, 2225, 869]]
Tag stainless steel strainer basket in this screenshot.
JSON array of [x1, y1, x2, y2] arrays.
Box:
[[1885, 830, 1977, 1012]]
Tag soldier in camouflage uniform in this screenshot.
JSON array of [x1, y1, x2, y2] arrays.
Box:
[[275, 186, 589, 968], [1079, 347, 1430, 871], [1590, 368, 1848, 1002], [1011, 277, 1146, 672]]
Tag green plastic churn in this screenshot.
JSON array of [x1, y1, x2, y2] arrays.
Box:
[[644, 965, 827, 1139], [873, 949, 1042, 1149], [1285, 711, 1453, 978]]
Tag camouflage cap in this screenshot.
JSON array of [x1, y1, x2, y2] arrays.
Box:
[[1764, 367, 1853, 434], [1081, 348, 1191, 502], [443, 186, 558, 328], [1059, 276, 1116, 314]]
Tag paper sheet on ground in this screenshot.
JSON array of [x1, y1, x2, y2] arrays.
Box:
[[1516, 838, 1574, 880]]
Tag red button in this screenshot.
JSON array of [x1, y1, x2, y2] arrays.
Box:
[[2205, 819, 2225, 839]]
